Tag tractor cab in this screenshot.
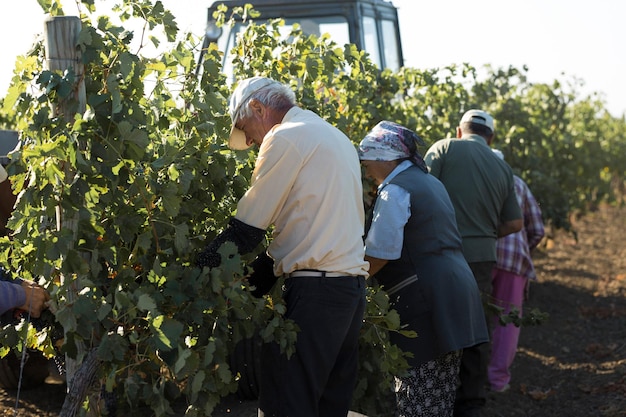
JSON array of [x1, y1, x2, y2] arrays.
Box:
[[204, 0, 404, 75]]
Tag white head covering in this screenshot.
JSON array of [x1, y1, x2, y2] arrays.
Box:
[[358, 121, 428, 172], [461, 109, 495, 132]]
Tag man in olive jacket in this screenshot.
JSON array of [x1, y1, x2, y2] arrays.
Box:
[[424, 109, 523, 417]]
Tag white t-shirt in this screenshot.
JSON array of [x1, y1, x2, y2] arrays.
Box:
[[235, 107, 368, 277]]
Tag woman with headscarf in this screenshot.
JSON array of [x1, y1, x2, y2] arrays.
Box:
[[359, 121, 489, 417]]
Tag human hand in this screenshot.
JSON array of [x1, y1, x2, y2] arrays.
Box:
[[18, 281, 51, 318]]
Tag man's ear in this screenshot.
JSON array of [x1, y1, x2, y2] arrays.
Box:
[[248, 99, 264, 117]]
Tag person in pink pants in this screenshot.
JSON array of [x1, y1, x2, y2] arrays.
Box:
[[489, 149, 545, 392]]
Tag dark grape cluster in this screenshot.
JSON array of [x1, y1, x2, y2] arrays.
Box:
[[100, 384, 118, 416]]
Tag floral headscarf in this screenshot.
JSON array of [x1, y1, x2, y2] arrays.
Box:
[[358, 121, 428, 173]]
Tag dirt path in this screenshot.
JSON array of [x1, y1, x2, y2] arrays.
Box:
[[484, 204, 626, 417], [2, 205, 626, 416]]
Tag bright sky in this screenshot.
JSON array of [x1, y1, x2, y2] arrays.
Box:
[[1, 0, 625, 117]]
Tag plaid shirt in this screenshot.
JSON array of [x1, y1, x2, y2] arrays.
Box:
[[495, 176, 545, 280]]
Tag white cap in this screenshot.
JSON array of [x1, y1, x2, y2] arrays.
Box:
[[228, 77, 278, 150], [460, 109, 494, 132]]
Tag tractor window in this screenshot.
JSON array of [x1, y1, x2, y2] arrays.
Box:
[[216, 24, 243, 79], [218, 16, 350, 80], [381, 19, 400, 71], [283, 17, 350, 46], [362, 16, 381, 68]]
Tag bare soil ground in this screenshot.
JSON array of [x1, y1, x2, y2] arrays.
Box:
[[2, 204, 625, 416], [483, 204, 626, 417]]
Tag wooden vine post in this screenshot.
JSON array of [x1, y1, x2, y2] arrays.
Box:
[[43, 16, 95, 412]]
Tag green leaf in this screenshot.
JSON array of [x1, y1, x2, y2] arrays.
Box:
[[174, 223, 189, 253], [98, 333, 129, 361], [137, 293, 157, 312], [191, 370, 206, 395], [150, 315, 183, 351], [97, 302, 112, 322], [173, 347, 192, 375], [217, 362, 232, 383]]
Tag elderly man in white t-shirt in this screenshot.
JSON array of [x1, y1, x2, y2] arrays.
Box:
[[196, 77, 368, 417]]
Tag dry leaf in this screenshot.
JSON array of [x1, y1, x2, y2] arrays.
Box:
[[527, 388, 555, 401]]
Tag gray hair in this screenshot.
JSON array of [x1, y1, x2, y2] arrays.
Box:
[[237, 82, 296, 120]]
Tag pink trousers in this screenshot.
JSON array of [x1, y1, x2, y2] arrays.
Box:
[[488, 268, 527, 391]]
